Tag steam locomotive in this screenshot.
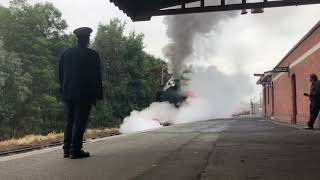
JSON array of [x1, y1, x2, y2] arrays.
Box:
[[156, 79, 188, 108]]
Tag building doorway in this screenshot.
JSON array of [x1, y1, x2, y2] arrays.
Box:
[[291, 75, 297, 124], [271, 83, 275, 117], [263, 86, 267, 116]]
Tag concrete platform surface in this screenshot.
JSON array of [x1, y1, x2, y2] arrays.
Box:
[[1, 118, 320, 180]]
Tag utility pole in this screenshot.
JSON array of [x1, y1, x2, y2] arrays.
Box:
[[251, 100, 254, 115], [250, 98, 254, 115], [254, 101, 255, 115]]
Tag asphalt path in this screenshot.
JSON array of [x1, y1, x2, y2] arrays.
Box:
[[1, 117, 319, 180]]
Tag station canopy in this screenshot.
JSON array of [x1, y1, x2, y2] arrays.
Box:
[[109, 0, 320, 21]]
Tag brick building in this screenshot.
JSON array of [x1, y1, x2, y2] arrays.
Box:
[[257, 21, 320, 127]]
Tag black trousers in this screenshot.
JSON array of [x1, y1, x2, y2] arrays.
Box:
[[308, 104, 320, 128], [63, 102, 91, 153]]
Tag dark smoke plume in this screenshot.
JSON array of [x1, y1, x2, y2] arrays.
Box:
[[163, 12, 237, 78]]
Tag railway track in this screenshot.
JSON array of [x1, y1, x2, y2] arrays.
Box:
[[0, 133, 119, 157]]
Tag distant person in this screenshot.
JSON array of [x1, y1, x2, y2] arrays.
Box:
[[59, 27, 103, 159], [303, 73, 320, 129]]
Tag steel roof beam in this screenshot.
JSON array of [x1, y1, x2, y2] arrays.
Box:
[[133, 0, 320, 20]]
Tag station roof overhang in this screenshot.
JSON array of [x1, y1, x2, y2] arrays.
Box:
[[109, 0, 320, 21], [256, 71, 272, 85]]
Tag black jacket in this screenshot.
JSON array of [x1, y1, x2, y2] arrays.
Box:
[[309, 81, 320, 106], [59, 45, 103, 104]]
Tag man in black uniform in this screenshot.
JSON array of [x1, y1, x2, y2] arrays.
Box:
[[304, 74, 320, 129], [59, 27, 103, 159]]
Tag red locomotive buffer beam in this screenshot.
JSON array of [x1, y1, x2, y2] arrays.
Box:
[[109, 0, 320, 21]]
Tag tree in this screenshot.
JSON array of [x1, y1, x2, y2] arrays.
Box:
[[0, 41, 32, 139], [0, 0, 73, 137], [91, 19, 166, 127], [0, 2, 167, 139]]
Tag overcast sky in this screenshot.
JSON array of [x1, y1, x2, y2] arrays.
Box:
[[1, 0, 320, 99]]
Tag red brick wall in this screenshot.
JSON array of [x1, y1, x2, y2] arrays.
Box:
[[263, 21, 320, 127]]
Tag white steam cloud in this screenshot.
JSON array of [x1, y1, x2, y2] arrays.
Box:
[[120, 102, 177, 133], [120, 11, 254, 133], [184, 66, 253, 117], [120, 65, 253, 133]]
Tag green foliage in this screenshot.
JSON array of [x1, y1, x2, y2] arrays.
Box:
[[0, 41, 32, 139], [0, 0, 72, 138], [0, 1, 166, 139]]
